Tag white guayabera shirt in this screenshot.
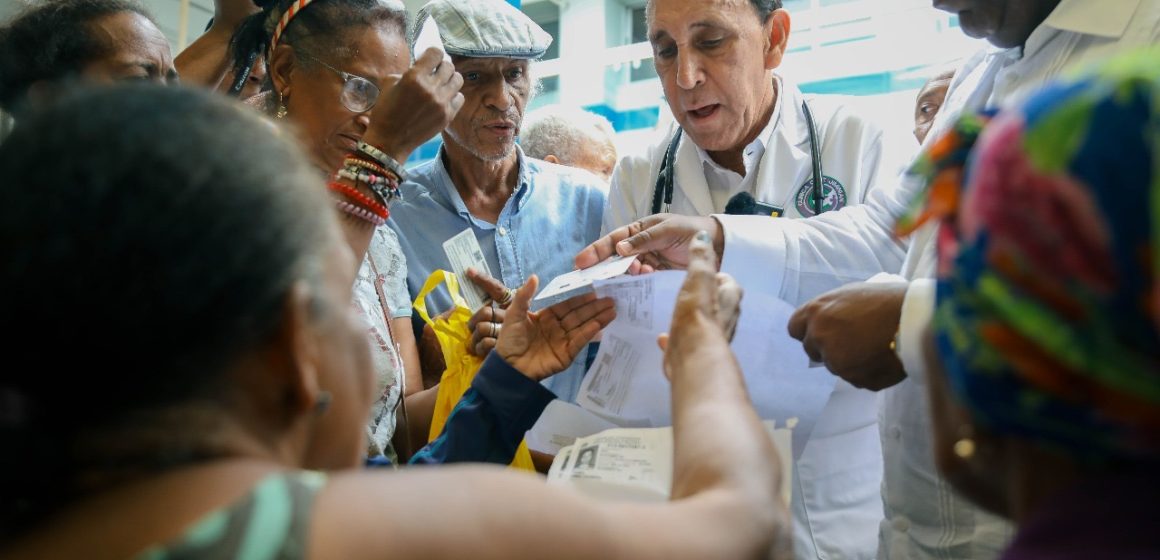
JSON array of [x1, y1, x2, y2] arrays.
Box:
[[714, 1, 1160, 558]]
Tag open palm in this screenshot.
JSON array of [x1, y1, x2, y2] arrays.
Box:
[[496, 276, 616, 381]]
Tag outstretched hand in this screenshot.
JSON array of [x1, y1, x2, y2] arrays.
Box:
[[574, 214, 723, 274], [497, 276, 616, 381]]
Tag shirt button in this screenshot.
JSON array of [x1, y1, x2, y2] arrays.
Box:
[[892, 517, 910, 532], [498, 226, 508, 236], [890, 426, 902, 439]]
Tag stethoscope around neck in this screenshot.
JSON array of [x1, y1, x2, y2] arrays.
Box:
[[651, 99, 826, 216]]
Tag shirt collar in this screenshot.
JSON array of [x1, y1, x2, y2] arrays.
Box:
[[1041, 0, 1139, 39], [1020, 0, 1139, 59], [433, 144, 533, 221], [694, 75, 783, 177]]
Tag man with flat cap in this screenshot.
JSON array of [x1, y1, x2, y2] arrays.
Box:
[[388, 0, 607, 404]]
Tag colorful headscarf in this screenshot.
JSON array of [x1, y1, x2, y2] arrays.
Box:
[[904, 47, 1160, 462]]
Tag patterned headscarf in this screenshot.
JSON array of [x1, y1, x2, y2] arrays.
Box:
[[902, 47, 1160, 462]]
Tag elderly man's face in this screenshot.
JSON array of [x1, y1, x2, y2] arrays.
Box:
[[443, 56, 532, 162], [913, 70, 953, 144], [932, 0, 1061, 48], [81, 11, 177, 85], [647, 0, 785, 154]]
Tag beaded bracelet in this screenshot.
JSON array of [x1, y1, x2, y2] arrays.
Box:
[[356, 140, 408, 181], [336, 167, 395, 188], [334, 199, 386, 227], [335, 168, 400, 206], [343, 155, 390, 178], [327, 181, 389, 218]]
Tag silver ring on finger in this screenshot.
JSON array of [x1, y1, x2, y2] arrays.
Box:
[[490, 322, 497, 339]]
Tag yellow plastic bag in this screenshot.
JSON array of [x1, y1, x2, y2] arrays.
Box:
[[413, 270, 536, 471]]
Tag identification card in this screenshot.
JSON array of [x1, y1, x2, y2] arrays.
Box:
[[443, 228, 492, 311]]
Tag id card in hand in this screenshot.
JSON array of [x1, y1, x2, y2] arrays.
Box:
[[443, 228, 492, 311]]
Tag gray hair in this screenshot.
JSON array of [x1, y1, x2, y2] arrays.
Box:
[[521, 105, 615, 164], [646, 0, 783, 26], [751, 0, 784, 22]]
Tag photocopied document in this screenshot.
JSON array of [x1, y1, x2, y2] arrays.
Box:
[[547, 421, 794, 508], [526, 401, 650, 455], [575, 271, 837, 459], [442, 228, 491, 311]]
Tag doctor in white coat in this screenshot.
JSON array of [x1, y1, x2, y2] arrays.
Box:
[[601, 1, 900, 559], [581, 1, 1160, 559]]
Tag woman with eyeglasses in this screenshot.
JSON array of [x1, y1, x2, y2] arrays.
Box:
[[228, 0, 435, 464], [227, 0, 580, 466]]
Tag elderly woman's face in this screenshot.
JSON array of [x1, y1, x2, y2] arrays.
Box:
[[283, 25, 409, 172], [80, 11, 177, 85]]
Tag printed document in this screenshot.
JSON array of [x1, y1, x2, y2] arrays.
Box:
[[575, 271, 836, 459]]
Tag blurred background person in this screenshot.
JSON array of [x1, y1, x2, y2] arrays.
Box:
[[521, 105, 618, 182], [0, 0, 175, 116], [912, 68, 954, 145]]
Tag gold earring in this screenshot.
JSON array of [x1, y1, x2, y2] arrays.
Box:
[[276, 91, 289, 119], [953, 424, 976, 459], [953, 438, 976, 459]]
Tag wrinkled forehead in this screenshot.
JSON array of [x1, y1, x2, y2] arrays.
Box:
[[90, 12, 174, 67]]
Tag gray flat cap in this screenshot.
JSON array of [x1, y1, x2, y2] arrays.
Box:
[[412, 0, 553, 59]]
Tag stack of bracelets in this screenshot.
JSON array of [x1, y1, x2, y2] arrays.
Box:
[[327, 140, 408, 227]]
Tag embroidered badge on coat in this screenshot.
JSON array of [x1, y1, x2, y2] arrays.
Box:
[[794, 175, 847, 216]]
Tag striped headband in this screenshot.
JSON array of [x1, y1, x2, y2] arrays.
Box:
[[270, 0, 317, 53]]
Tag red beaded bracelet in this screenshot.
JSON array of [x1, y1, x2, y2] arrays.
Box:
[[327, 181, 389, 219]]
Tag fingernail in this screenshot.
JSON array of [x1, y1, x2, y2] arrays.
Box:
[[694, 230, 710, 243]]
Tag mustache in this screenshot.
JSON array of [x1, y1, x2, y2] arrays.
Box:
[[476, 110, 521, 126]]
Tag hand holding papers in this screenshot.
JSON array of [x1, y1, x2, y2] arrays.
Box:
[[540, 233, 791, 554], [533, 255, 636, 305], [442, 228, 492, 311], [573, 271, 836, 459]]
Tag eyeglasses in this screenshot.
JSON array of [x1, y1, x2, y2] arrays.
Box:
[[299, 53, 380, 113]]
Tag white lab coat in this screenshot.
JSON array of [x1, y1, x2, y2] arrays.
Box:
[[605, 79, 896, 234], [604, 78, 901, 560], [713, 2, 1160, 559]]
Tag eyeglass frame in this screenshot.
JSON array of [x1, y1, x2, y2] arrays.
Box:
[[297, 52, 380, 114]]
